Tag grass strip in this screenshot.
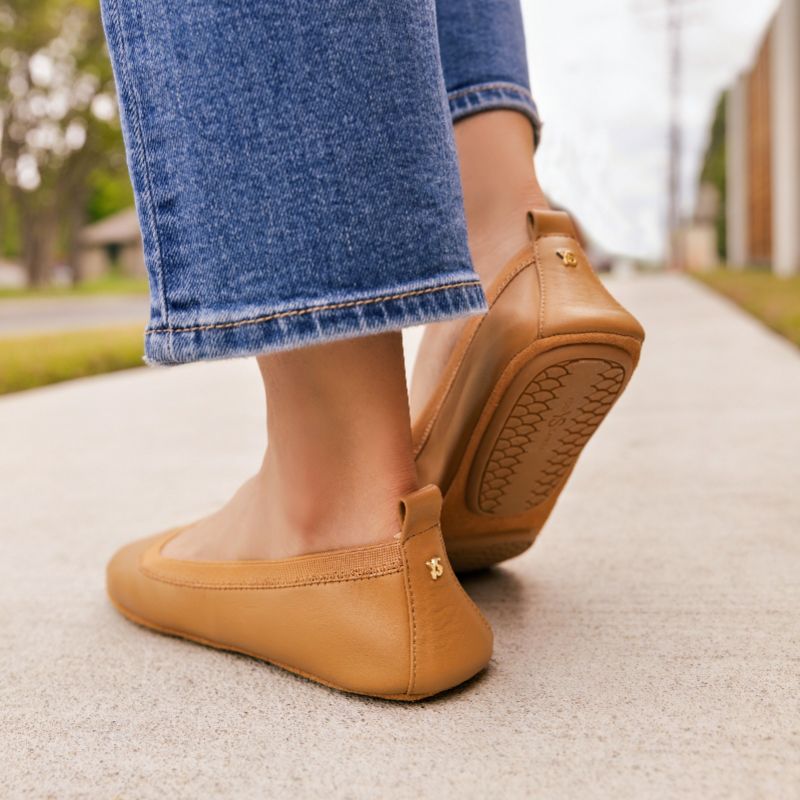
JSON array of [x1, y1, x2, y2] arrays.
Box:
[[694, 268, 800, 349], [0, 325, 145, 395]]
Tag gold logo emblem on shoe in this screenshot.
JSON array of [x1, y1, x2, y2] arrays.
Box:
[[425, 557, 444, 580], [556, 248, 578, 267]]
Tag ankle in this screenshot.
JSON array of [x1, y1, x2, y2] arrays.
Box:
[[454, 110, 549, 285], [258, 332, 419, 551], [466, 190, 547, 286], [259, 454, 417, 552]]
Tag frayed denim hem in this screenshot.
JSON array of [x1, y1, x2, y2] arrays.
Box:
[[144, 278, 488, 365], [448, 81, 542, 148]]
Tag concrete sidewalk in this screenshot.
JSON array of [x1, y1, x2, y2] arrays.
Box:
[[1, 274, 798, 799]]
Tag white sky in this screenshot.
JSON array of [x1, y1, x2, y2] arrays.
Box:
[[522, 0, 780, 258]]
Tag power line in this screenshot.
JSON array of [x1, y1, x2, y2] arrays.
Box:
[[667, 0, 684, 270], [634, 0, 712, 269]]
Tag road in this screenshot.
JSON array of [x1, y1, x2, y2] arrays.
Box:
[[0, 295, 148, 336]]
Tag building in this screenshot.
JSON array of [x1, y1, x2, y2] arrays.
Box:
[[679, 182, 720, 272], [724, 0, 800, 276], [78, 207, 145, 280]]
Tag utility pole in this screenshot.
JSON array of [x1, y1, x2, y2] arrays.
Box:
[[666, 0, 684, 270]]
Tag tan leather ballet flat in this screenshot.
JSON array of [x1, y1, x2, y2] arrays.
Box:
[[106, 484, 492, 701], [413, 209, 645, 572]]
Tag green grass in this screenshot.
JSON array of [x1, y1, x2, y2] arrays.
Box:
[[0, 274, 149, 299], [694, 268, 800, 349], [0, 325, 145, 395]]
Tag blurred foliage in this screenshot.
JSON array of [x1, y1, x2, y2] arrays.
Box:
[[0, 323, 143, 394], [0, 194, 20, 252], [696, 268, 800, 349], [86, 161, 132, 222], [699, 92, 727, 260], [0, 0, 131, 284]]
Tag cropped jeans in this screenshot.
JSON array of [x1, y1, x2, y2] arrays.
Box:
[[100, 0, 541, 364]]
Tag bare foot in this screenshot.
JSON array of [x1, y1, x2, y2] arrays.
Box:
[[163, 333, 417, 562], [409, 110, 549, 422]]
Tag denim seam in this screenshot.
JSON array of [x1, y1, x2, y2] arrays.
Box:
[[448, 81, 542, 147], [146, 279, 483, 335], [106, 0, 172, 356], [447, 81, 536, 103]]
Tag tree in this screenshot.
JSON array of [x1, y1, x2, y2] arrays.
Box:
[[0, 0, 129, 286], [700, 92, 727, 261]]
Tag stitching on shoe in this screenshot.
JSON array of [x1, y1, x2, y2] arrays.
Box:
[[139, 564, 404, 590], [434, 527, 492, 635], [489, 256, 536, 301], [402, 522, 440, 543], [146, 280, 482, 335], [401, 542, 417, 696], [534, 239, 546, 338]]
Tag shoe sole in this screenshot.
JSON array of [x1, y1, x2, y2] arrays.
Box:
[[446, 337, 639, 572]]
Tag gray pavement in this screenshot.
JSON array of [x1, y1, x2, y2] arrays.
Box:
[[0, 274, 798, 799], [0, 295, 147, 336]]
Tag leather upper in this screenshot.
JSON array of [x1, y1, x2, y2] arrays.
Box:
[[527, 211, 644, 340], [107, 484, 492, 700], [412, 210, 645, 538]]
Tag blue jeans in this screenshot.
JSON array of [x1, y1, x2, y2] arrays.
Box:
[[101, 0, 540, 364]]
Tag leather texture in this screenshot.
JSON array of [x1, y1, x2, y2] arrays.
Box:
[[106, 484, 492, 700], [412, 210, 645, 570]]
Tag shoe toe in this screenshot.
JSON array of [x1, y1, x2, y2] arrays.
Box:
[[106, 532, 164, 617]]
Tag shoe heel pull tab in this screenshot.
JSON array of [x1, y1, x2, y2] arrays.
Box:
[[526, 208, 578, 242], [398, 483, 493, 697], [526, 208, 645, 342], [398, 484, 442, 543]]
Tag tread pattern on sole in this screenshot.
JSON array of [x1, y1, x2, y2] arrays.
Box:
[[478, 358, 626, 516]]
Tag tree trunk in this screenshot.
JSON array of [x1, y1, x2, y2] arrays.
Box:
[[58, 153, 92, 286], [19, 204, 57, 288], [65, 191, 88, 286]]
